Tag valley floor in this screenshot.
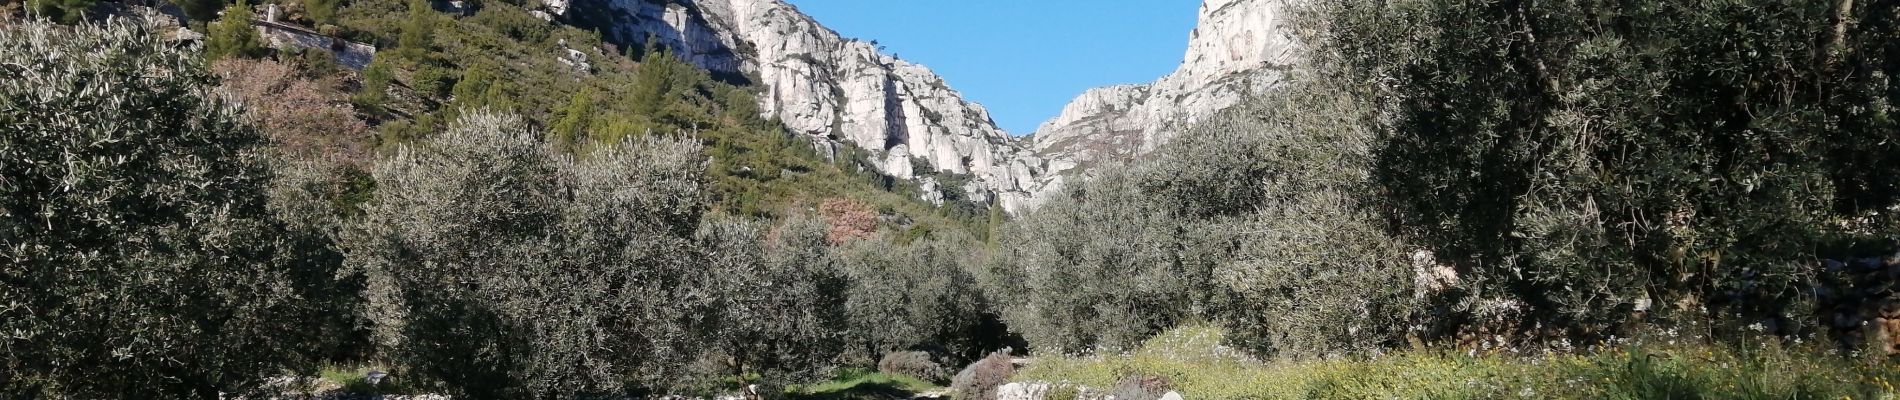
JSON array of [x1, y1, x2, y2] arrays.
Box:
[[1001, 325, 1900, 399], [280, 325, 1900, 400]]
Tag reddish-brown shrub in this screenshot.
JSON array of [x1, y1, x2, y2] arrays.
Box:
[[950, 351, 1015, 400], [212, 58, 372, 166], [819, 197, 879, 245], [878, 350, 946, 382]]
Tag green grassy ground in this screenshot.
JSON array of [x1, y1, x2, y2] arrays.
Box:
[[1019, 325, 1900, 399], [785, 369, 942, 400], [316, 363, 414, 395]]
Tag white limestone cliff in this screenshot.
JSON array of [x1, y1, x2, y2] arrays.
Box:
[[544, 0, 1300, 212], [1028, 0, 1301, 200], [548, 0, 1050, 213]]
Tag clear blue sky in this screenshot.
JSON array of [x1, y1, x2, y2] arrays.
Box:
[[783, 1, 1201, 136]]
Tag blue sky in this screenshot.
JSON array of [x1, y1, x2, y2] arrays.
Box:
[[782, 1, 1201, 136]]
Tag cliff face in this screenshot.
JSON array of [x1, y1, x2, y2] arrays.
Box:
[[1029, 0, 1301, 199], [544, 0, 1301, 212], [548, 0, 1052, 213]]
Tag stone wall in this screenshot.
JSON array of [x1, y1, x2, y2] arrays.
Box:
[[254, 19, 376, 70]]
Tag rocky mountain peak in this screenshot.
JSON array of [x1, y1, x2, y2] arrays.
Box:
[[1027, 0, 1301, 202], [550, 0, 1051, 213], [547, 0, 1300, 213]]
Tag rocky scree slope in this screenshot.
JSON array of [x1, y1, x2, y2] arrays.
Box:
[[544, 0, 1051, 213]]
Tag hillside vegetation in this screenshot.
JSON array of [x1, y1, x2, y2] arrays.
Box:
[[5, 0, 1900, 398]]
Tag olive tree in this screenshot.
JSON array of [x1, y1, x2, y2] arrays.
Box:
[[0, 20, 336, 397], [987, 165, 1210, 354], [689, 216, 850, 389], [1179, 89, 1423, 357], [1309, 0, 1900, 336], [837, 233, 988, 360], [344, 111, 709, 397]]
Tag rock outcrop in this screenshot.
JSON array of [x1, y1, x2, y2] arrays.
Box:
[[548, 0, 1050, 213], [1028, 0, 1301, 200], [543, 0, 1303, 212]]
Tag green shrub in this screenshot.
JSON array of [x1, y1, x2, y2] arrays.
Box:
[[344, 110, 710, 397], [0, 19, 337, 397], [408, 62, 453, 97], [839, 233, 989, 360], [1305, 0, 1900, 337], [27, 0, 91, 23], [1175, 83, 1423, 357], [986, 166, 1211, 354], [205, 1, 269, 61], [689, 216, 851, 389], [1044, 384, 1082, 400], [353, 57, 394, 110]]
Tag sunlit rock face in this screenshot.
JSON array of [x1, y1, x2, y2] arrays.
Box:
[[545, 0, 1301, 212], [1027, 0, 1302, 204], [550, 0, 1050, 213]]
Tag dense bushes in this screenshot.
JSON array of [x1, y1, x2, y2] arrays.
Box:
[[1307, 0, 1900, 340], [691, 217, 851, 388], [1185, 88, 1423, 357], [0, 10, 1012, 399], [205, 1, 267, 61], [342, 111, 709, 397], [991, 0, 1900, 360], [985, 166, 1215, 354], [16, 0, 1900, 396], [341, 110, 1001, 395], [986, 85, 1414, 356], [838, 233, 990, 360], [0, 20, 346, 397]]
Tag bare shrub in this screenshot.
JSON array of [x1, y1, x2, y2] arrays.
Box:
[[950, 351, 1016, 400], [213, 58, 372, 166], [878, 351, 946, 382]]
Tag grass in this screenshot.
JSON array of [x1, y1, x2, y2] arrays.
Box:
[[1019, 324, 1900, 399], [317, 363, 413, 395], [785, 368, 942, 400]]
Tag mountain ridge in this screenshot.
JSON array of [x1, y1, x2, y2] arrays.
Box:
[[546, 0, 1301, 212], [549, 0, 1054, 213], [1026, 0, 1301, 202]]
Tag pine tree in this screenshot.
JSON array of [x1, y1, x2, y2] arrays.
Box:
[[549, 87, 594, 151], [448, 63, 494, 110], [204, 1, 267, 61], [352, 58, 392, 111], [628, 42, 686, 119], [396, 0, 435, 62]]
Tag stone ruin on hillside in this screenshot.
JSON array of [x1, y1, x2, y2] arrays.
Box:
[[254, 4, 376, 70]]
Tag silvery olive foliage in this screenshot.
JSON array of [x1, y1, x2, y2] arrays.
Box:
[[0, 20, 339, 397], [689, 216, 850, 388], [1188, 85, 1422, 357], [986, 163, 1213, 354], [986, 68, 1425, 357], [1308, 0, 1900, 338], [837, 232, 988, 360], [343, 110, 709, 397]]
